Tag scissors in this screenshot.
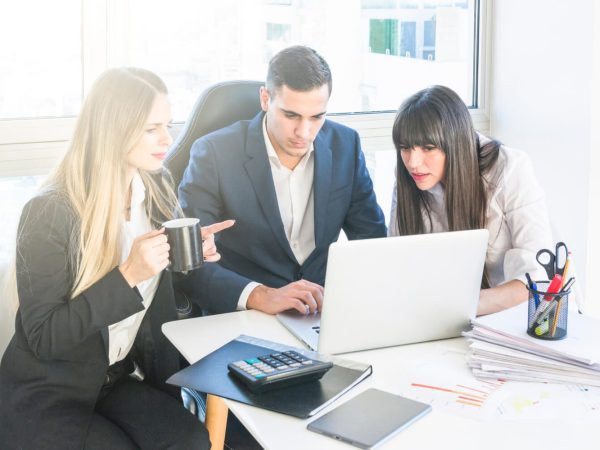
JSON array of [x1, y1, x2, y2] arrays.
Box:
[[536, 242, 568, 280]]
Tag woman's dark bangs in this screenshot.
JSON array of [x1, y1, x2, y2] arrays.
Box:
[[396, 103, 445, 150]]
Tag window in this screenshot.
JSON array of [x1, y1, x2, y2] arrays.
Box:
[[114, 0, 480, 117], [369, 19, 399, 55], [266, 23, 292, 61], [267, 23, 292, 41], [0, 0, 482, 126], [0, 1, 82, 119], [0, 0, 488, 260], [423, 18, 436, 60], [363, 0, 476, 109], [362, 0, 398, 8], [400, 21, 417, 57]]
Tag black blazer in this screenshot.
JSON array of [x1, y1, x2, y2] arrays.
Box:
[[0, 192, 182, 450]]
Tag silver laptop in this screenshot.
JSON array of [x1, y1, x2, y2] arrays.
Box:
[[277, 229, 488, 354]]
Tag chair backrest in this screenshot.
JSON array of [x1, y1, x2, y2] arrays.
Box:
[[165, 80, 264, 189]]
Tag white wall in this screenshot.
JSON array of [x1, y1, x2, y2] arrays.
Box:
[[588, 1, 600, 316], [489, 0, 599, 314]]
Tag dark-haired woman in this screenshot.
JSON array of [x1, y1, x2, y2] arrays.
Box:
[[389, 85, 553, 316]]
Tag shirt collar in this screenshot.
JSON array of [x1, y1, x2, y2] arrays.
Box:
[[262, 115, 314, 170], [130, 171, 146, 209]]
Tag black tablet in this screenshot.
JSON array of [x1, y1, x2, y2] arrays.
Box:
[[307, 388, 431, 449]]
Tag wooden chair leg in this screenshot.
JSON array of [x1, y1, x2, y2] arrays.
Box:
[[205, 394, 228, 450]]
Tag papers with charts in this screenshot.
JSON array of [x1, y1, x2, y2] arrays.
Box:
[[396, 343, 600, 421], [464, 302, 600, 386]]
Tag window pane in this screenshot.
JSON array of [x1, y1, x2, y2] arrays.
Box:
[[0, 1, 82, 119], [363, 0, 476, 109], [362, 0, 398, 8], [120, 0, 477, 119], [369, 19, 399, 55]]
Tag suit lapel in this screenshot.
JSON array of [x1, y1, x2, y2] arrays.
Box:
[[313, 133, 332, 248], [243, 113, 297, 262]]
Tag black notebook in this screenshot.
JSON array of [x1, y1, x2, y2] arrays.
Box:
[[166, 335, 372, 418]]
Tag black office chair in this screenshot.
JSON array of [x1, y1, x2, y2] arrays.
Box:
[[165, 80, 264, 190], [167, 80, 263, 423], [169, 80, 263, 320]]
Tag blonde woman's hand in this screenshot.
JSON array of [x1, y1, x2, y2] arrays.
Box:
[[119, 229, 170, 287], [200, 220, 235, 262]]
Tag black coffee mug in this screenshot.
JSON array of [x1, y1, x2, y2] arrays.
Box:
[[163, 218, 203, 272]]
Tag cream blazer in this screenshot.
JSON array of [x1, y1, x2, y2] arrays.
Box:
[[389, 144, 553, 287]]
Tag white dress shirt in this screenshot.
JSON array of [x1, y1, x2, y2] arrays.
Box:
[[108, 172, 160, 365], [389, 143, 553, 287], [236, 116, 317, 309]]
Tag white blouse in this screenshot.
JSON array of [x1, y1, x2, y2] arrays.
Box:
[[389, 144, 553, 287], [108, 172, 160, 365]]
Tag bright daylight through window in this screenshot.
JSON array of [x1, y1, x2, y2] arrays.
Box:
[[0, 0, 481, 260]]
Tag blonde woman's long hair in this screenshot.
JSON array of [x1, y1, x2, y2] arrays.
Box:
[[25, 67, 180, 301]]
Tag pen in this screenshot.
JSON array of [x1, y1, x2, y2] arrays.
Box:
[[543, 274, 563, 301], [526, 272, 540, 308], [534, 318, 550, 336], [532, 274, 563, 320], [534, 277, 575, 325], [551, 275, 575, 336], [534, 293, 562, 324]]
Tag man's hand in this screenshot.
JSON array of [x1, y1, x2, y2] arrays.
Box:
[[246, 280, 324, 315]]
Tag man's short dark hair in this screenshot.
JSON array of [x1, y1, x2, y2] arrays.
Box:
[[266, 45, 332, 97]]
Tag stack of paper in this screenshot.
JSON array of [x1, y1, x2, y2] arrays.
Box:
[[463, 302, 600, 386]]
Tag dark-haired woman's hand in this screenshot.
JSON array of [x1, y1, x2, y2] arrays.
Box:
[[119, 229, 170, 287]]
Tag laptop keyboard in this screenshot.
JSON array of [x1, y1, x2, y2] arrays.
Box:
[[312, 326, 320, 335]]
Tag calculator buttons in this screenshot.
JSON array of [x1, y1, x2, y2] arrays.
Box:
[[228, 350, 333, 393]]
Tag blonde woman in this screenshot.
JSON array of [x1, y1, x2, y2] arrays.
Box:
[[0, 68, 231, 449]]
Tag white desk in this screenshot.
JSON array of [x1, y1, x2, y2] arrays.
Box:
[[163, 311, 600, 450]]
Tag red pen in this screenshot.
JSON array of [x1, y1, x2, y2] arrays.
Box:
[[544, 274, 563, 301], [532, 274, 563, 323]]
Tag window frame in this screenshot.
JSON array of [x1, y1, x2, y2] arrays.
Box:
[[0, 0, 492, 177]]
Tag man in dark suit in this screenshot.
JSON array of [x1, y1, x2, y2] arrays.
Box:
[[179, 45, 386, 315]]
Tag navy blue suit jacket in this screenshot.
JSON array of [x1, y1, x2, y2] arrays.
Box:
[[179, 112, 386, 313]]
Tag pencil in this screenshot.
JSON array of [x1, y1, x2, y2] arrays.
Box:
[[550, 298, 562, 336], [552, 253, 572, 336], [561, 253, 571, 289]]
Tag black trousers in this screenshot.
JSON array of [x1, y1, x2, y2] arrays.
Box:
[[84, 361, 210, 450]]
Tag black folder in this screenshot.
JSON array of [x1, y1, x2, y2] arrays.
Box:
[[167, 335, 372, 418]]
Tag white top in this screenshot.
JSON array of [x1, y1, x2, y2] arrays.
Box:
[[389, 143, 553, 287], [108, 172, 160, 365], [236, 116, 317, 309]]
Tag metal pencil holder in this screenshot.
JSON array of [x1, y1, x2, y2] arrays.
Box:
[[526, 280, 569, 340]]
